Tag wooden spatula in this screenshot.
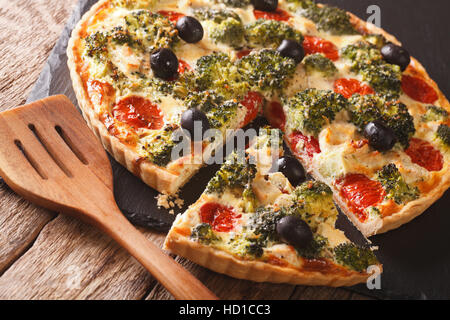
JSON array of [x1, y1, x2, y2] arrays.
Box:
[[0, 95, 217, 300]]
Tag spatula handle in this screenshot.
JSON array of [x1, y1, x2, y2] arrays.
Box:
[[94, 205, 218, 300]]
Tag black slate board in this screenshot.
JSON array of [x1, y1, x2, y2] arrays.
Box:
[[26, 0, 450, 300]]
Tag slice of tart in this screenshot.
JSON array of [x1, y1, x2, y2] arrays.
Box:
[[164, 128, 381, 286]]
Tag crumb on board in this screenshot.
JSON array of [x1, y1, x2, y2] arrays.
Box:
[[156, 193, 185, 214]]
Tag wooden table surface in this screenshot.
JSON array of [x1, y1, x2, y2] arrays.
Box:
[[0, 0, 371, 300]]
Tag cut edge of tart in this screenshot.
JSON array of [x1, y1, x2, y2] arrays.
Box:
[[164, 129, 382, 286]]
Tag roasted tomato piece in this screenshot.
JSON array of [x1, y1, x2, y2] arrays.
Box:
[[158, 10, 185, 23], [87, 80, 115, 105], [178, 59, 191, 74], [303, 36, 339, 61], [113, 96, 164, 130], [253, 8, 291, 22], [402, 75, 438, 104], [405, 138, 443, 172], [338, 174, 386, 222], [289, 131, 321, 159], [333, 78, 374, 99], [200, 203, 241, 232], [266, 101, 286, 131], [240, 91, 264, 126], [237, 49, 252, 59], [167, 59, 191, 81]]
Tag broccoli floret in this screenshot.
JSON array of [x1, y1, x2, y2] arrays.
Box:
[[301, 3, 358, 35], [376, 164, 419, 205], [194, 8, 245, 48], [285, 0, 316, 11], [84, 31, 109, 60], [342, 41, 402, 98], [214, 0, 250, 7], [303, 53, 338, 77], [171, 71, 198, 100], [246, 241, 265, 258], [128, 70, 196, 101], [296, 235, 328, 259], [249, 207, 287, 246], [248, 205, 329, 259], [194, 7, 239, 22], [361, 63, 402, 99], [334, 243, 378, 272], [254, 126, 284, 150], [211, 18, 245, 48], [285, 89, 348, 136], [348, 94, 415, 148], [293, 181, 338, 230], [196, 50, 296, 97], [142, 125, 180, 167], [124, 10, 178, 51], [206, 152, 257, 195], [184, 91, 241, 129], [422, 105, 448, 122], [437, 124, 450, 146], [191, 223, 220, 244], [295, 180, 333, 198], [226, 233, 265, 258], [363, 34, 387, 49], [111, 0, 156, 9], [244, 19, 303, 49], [341, 41, 381, 64], [110, 26, 135, 47], [195, 53, 249, 100], [242, 187, 258, 213], [238, 49, 297, 92]]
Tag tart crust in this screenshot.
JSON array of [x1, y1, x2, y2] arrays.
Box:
[[165, 222, 374, 287]]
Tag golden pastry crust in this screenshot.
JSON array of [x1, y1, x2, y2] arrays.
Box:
[[165, 223, 374, 287]]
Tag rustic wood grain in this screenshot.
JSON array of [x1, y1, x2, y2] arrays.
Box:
[[0, 215, 159, 300], [0, 0, 78, 275], [0, 0, 369, 300]]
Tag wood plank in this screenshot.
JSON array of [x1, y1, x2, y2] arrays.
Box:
[[0, 0, 78, 111], [0, 0, 78, 274], [0, 181, 55, 274], [146, 256, 298, 300], [0, 214, 165, 300]]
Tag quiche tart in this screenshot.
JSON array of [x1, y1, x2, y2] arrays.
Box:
[[165, 128, 381, 286], [68, 0, 449, 246]]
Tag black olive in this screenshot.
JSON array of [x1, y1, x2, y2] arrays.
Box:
[[363, 121, 397, 152], [277, 156, 306, 186], [181, 108, 211, 141], [176, 16, 204, 44], [150, 48, 179, 80], [381, 43, 411, 71], [276, 216, 313, 249], [251, 0, 278, 12], [277, 39, 305, 63]]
